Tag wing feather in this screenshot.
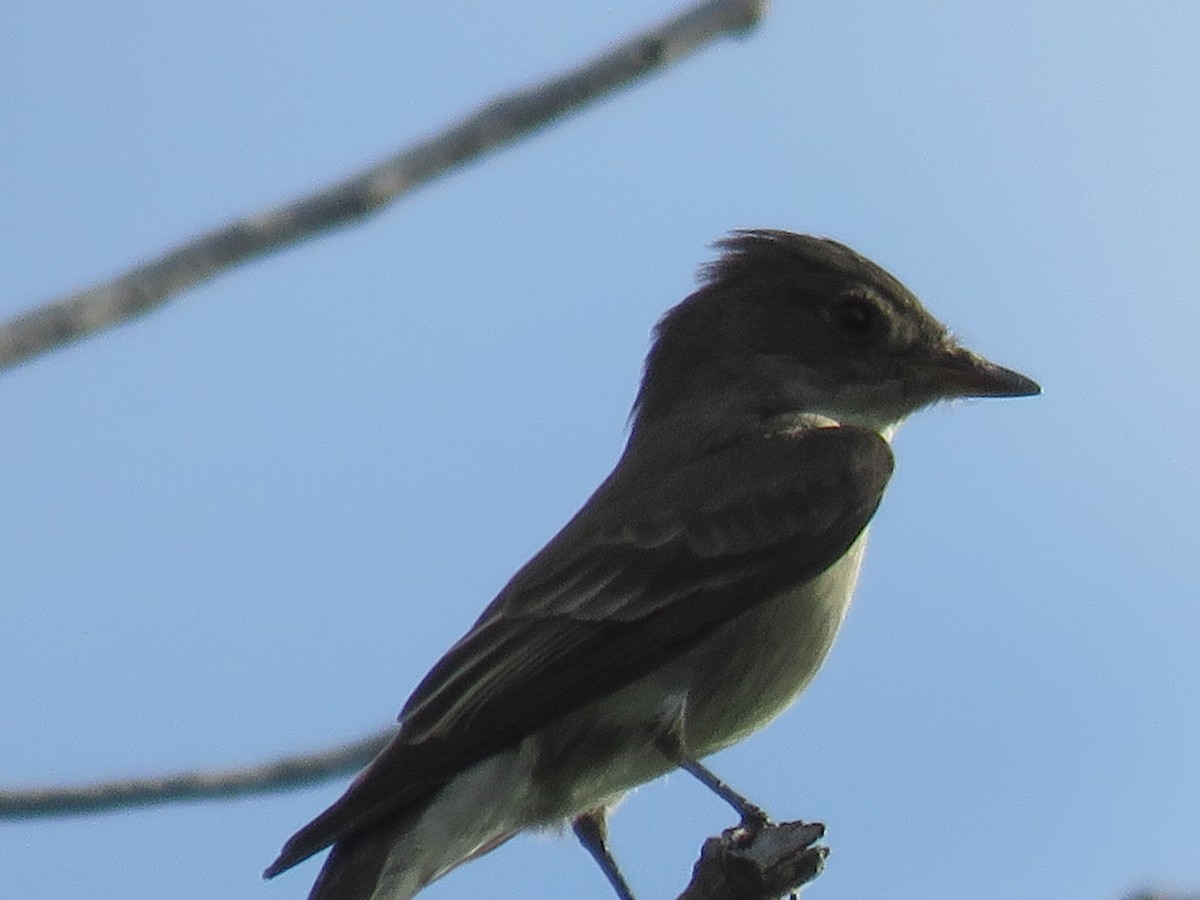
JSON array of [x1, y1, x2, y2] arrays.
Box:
[[266, 425, 892, 876]]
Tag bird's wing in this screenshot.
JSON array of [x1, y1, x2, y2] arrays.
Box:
[[266, 425, 892, 876]]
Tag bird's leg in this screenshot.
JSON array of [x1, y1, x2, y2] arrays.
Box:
[[674, 755, 772, 830], [654, 731, 771, 829], [572, 808, 637, 900]]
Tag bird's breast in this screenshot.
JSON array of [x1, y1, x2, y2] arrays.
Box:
[[521, 531, 869, 821], [681, 530, 869, 756]]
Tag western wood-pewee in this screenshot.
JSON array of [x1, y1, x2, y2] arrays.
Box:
[[265, 230, 1039, 899]]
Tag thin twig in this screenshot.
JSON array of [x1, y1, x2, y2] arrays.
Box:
[[0, 727, 394, 819], [0, 0, 765, 372]]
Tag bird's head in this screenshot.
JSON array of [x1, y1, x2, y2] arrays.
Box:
[[633, 230, 1039, 436]]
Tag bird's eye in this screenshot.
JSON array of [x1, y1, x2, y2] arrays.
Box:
[[826, 296, 883, 343]]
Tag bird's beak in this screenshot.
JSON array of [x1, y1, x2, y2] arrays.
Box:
[[928, 344, 1041, 399]]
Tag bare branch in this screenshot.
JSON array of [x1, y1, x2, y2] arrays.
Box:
[[0, 0, 766, 372], [0, 727, 394, 819], [677, 820, 827, 900]]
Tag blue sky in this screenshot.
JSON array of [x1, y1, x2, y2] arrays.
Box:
[[2, 2, 1198, 899]]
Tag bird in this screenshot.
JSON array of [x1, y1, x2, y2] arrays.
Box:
[[264, 229, 1039, 899]]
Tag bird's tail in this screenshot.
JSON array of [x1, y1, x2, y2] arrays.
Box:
[[304, 810, 420, 900], [302, 807, 519, 900], [268, 743, 537, 899]]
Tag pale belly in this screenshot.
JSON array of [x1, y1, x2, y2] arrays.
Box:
[[521, 530, 869, 820], [395, 532, 870, 894], [683, 531, 867, 755]]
